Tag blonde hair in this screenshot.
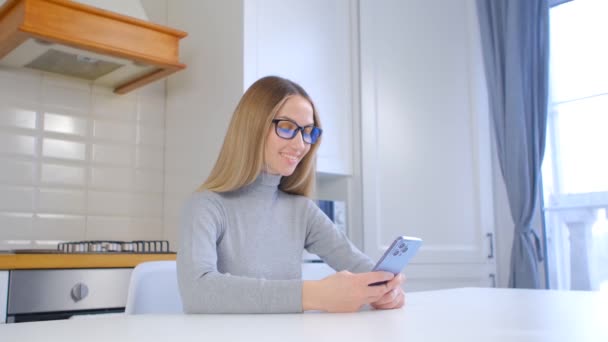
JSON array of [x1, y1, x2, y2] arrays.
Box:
[[198, 76, 322, 197]]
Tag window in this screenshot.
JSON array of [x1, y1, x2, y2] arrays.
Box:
[[542, 0, 608, 291]]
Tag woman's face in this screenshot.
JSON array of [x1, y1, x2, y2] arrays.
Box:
[[264, 95, 314, 176]]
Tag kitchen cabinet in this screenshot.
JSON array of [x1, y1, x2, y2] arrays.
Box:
[[243, 0, 355, 175], [0, 270, 7, 323], [359, 0, 497, 290]]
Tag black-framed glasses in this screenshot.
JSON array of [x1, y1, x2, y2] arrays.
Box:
[[272, 118, 322, 145]]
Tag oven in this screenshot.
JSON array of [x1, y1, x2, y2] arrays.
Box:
[[5, 239, 173, 323], [7, 268, 132, 323]]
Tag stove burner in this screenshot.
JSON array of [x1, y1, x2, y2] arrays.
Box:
[[57, 240, 171, 253]]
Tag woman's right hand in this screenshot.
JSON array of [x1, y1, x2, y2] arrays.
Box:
[[302, 271, 395, 313]]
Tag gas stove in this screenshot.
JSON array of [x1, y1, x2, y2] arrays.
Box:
[[59, 240, 171, 253], [9, 240, 173, 254], [59, 240, 172, 253]]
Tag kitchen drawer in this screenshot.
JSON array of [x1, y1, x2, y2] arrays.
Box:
[[8, 268, 132, 314]]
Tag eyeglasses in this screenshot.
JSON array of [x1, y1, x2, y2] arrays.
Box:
[[272, 118, 322, 145]]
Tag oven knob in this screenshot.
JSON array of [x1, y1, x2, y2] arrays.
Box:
[[71, 283, 89, 302]]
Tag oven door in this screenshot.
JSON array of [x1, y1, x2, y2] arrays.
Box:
[[7, 268, 131, 323]]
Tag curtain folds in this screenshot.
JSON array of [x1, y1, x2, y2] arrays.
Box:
[[476, 0, 550, 288]]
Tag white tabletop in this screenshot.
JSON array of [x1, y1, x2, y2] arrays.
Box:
[[1, 288, 607, 342]]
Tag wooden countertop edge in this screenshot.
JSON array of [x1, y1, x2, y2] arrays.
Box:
[[0, 253, 177, 269]]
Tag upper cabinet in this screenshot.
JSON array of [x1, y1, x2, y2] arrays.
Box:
[[0, 0, 187, 94], [244, 0, 355, 175]]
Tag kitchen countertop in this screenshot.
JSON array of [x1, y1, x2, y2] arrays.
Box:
[[0, 253, 176, 270], [0, 288, 606, 341]]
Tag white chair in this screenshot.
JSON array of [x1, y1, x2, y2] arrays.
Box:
[[125, 260, 183, 314]]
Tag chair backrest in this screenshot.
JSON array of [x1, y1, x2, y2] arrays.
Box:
[[125, 260, 183, 314]]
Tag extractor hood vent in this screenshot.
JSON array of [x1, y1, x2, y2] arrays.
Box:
[[0, 0, 187, 94], [25, 48, 124, 80]]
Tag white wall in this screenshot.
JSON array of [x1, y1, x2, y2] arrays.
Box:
[[140, 0, 168, 25], [164, 1, 245, 247], [0, 1, 171, 250], [0, 67, 167, 250]]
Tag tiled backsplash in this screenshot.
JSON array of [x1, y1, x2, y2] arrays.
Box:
[[0, 67, 166, 250]]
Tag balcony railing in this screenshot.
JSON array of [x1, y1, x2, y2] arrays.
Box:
[[544, 192, 608, 291]]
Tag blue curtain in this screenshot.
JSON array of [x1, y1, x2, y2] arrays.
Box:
[[476, 0, 550, 288]]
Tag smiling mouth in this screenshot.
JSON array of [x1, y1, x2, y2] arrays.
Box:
[[281, 153, 299, 162]]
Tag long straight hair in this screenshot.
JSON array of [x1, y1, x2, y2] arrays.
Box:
[[198, 76, 322, 197]]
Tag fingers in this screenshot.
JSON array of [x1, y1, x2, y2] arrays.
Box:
[[316, 271, 405, 313], [372, 274, 404, 299], [357, 272, 405, 305], [373, 288, 400, 306], [393, 290, 405, 308], [372, 289, 405, 310], [366, 282, 393, 300], [385, 274, 405, 290], [361, 271, 394, 286], [370, 275, 406, 309]]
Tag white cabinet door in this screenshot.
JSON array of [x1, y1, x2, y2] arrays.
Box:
[[0, 271, 8, 323], [244, 0, 355, 175], [360, 0, 496, 288]]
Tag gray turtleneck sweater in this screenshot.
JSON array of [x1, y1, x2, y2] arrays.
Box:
[[177, 172, 374, 314]]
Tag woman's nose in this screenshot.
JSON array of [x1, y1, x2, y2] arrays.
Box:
[[291, 129, 307, 149]]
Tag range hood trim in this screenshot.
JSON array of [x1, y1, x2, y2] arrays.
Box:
[[0, 0, 187, 94]]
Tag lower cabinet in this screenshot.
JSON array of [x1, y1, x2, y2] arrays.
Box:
[[0, 271, 8, 323]]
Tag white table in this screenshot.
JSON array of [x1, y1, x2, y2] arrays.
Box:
[[1, 288, 606, 341]]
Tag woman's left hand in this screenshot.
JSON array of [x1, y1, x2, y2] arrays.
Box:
[[370, 274, 406, 310]]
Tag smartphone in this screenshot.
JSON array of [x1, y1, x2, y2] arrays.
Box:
[[369, 236, 422, 286]]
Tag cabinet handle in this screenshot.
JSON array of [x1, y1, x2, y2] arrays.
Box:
[[489, 274, 496, 288], [486, 233, 494, 259]]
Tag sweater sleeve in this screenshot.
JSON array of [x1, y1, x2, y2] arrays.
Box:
[[176, 193, 302, 314], [303, 199, 375, 273]]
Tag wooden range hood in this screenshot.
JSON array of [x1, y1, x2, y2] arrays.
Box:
[[0, 0, 187, 94]]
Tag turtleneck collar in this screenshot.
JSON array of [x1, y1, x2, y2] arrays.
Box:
[[238, 171, 282, 196]]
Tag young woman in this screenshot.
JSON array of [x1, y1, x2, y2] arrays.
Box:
[[177, 76, 405, 313]]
